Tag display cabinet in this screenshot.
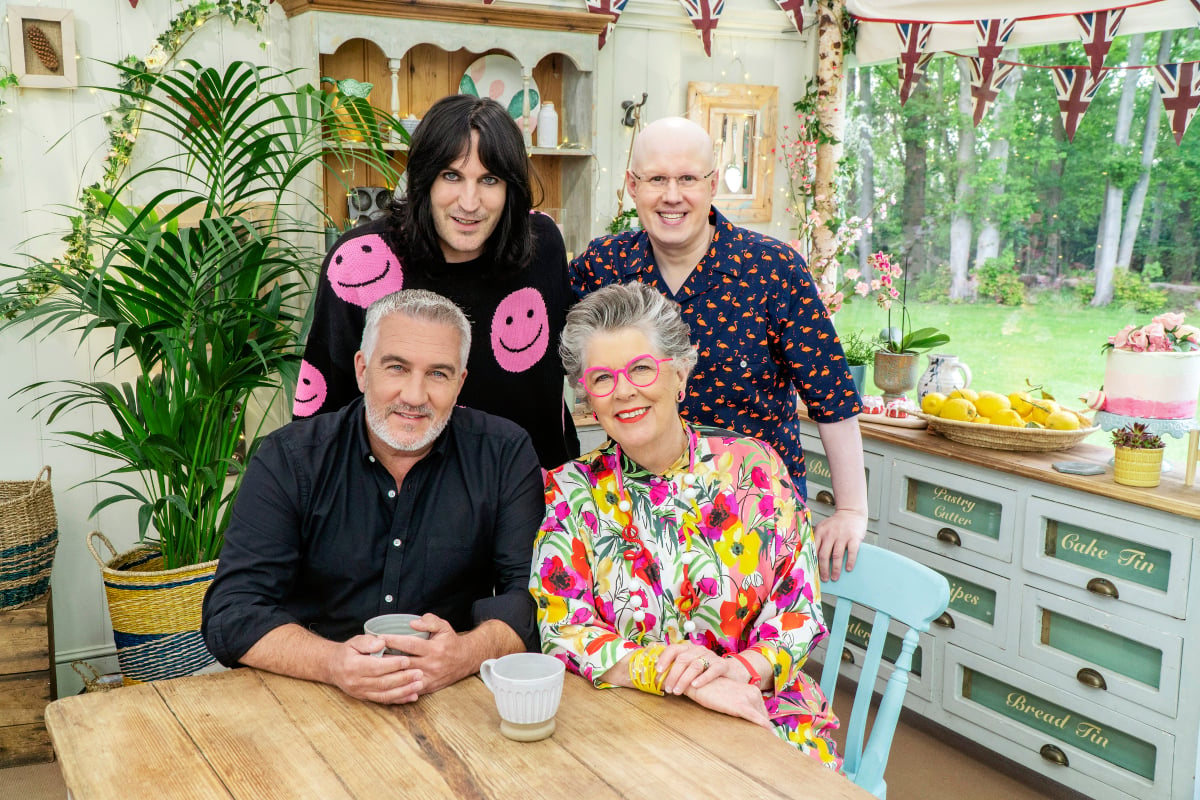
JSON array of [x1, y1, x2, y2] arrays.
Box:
[[277, 0, 610, 258]]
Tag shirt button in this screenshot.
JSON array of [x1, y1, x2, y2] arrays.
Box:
[[388, 489, 396, 498], [740, 359, 748, 367], [368, 455, 376, 463], [393, 538, 402, 547], [384, 594, 394, 603]]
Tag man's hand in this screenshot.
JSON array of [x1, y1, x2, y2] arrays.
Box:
[[813, 508, 867, 582], [390, 614, 475, 695], [327, 634, 425, 704], [684, 676, 771, 729]]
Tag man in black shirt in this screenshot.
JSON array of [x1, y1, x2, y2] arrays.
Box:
[[203, 290, 543, 705]]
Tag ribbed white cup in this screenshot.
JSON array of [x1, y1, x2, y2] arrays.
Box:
[[479, 653, 565, 725]]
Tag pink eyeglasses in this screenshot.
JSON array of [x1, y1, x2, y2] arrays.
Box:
[[579, 355, 674, 398]]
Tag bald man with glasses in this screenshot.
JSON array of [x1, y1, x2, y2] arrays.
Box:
[[570, 116, 867, 581]]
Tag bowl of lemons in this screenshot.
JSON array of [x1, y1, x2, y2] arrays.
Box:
[[916, 388, 1101, 452]]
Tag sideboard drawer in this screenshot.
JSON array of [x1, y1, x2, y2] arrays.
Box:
[[889, 541, 1014, 652], [1022, 496, 1191, 619], [1018, 588, 1181, 720], [887, 460, 1016, 564], [812, 598, 936, 703], [800, 433, 883, 522], [943, 645, 1172, 800]]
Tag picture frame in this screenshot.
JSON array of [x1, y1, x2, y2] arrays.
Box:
[[686, 82, 777, 223], [8, 6, 78, 89]]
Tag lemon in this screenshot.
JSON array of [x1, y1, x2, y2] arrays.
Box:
[[948, 387, 980, 403], [921, 392, 947, 416], [991, 409, 1024, 427], [972, 415, 992, 424], [940, 398, 977, 422], [1009, 391, 1035, 416], [1028, 398, 1060, 426], [1045, 409, 1082, 430], [975, 392, 1012, 420]]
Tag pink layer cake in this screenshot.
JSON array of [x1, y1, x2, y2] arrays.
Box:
[[1102, 349, 1200, 419]]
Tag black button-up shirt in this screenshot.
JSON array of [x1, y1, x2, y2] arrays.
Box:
[[202, 398, 544, 666]]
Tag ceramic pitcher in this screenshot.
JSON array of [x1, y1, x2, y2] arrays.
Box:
[[917, 354, 972, 402]]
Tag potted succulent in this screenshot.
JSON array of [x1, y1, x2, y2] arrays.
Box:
[[864, 253, 950, 401], [0, 60, 397, 683], [1111, 423, 1166, 487]]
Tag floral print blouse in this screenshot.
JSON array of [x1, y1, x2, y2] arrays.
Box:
[[531, 423, 841, 765]]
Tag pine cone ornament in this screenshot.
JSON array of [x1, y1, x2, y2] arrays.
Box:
[[26, 25, 60, 72]]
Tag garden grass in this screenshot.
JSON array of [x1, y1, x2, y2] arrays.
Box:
[[832, 293, 1195, 468]]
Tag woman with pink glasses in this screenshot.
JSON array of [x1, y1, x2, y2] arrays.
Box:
[[529, 282, 841, 768]]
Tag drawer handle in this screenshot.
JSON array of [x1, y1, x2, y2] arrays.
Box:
[[1039, 744, 1069, 767], [1076, 667, 1107, 690], [815, 490, 835, 506], [936, 528, 961, 547], [1086, 578, 1119, 599], [933, 612, 955, 629], [841, 647, 854, 665]]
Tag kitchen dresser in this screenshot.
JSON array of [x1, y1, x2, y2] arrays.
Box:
[[276, 0, 611, 257], [800, 416, 1200, 800]]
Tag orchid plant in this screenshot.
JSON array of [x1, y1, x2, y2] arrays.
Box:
[[1104, 312, 1200, 353], [870, 252, 950, 355]]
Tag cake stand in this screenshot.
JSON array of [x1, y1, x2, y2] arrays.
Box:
[[1095, 411, 1199, 476]]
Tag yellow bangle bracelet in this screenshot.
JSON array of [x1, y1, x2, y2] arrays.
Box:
[[628, 643, 666, 695]]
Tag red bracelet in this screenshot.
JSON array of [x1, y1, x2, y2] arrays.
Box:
[[727, 652, 761, 687]]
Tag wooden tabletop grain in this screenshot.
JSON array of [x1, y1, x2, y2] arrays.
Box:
[[45, 667, 873, 799]]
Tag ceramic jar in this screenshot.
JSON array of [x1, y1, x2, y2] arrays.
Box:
[[917, 354, 973, 402], [536, 102, 558, 148]]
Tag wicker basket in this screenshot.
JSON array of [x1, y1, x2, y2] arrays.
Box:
[[0, 466, 59, 611], [87, 531, 218, 685], [916, 413, 1101, 452]]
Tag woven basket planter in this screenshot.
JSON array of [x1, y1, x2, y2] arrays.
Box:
[[0, 466, 59, 611], [88, 532, 218, 685], [1113, 446, 1165, 488]]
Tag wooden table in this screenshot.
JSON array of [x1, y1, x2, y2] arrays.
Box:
[[45, 668, 873, 799]]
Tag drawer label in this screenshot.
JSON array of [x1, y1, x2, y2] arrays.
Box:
[[963, 668, 1156, 779], [907, 479, 1002, 540], [1044, 521, 1170, 592], [808, 452, 832, 484], [1041, 610, 1162, 689], [823, 602, 922, 676], [940, 571, 996, 625]]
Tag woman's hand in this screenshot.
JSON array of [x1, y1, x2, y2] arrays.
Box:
[[656, 641, 728, 695], [684, 676, 771, 729]]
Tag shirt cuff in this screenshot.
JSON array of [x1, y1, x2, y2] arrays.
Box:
[[472, 591, 538, 652]]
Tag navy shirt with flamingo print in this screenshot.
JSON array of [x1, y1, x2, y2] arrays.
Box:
[[570, 207, 862, 500]]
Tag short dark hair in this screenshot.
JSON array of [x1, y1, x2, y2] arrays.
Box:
[[390, 95, 534, 277]]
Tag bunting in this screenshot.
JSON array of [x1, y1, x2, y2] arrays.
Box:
[[1074, 10, 1125, 81], [973, 18, 1016, 85], [968, 57, 1015, 126], [584, 0, 630, 49], [1155, 62, 1200, 144], [678, 0, 725, 57], [1051, 66, 1108, 141], [775, 0, 806, 34], [895, 22, 934, 105]]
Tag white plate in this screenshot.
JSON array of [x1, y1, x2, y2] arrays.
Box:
[[458, 54, 541, 132]]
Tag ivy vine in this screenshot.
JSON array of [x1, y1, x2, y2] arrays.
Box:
[[2, 0, 272, 320]]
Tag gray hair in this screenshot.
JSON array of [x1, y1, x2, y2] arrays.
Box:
[[559, 283, 698, 384], [361, 290, 471, 367]]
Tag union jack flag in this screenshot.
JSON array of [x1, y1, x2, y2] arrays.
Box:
[[968, 56, 1015, 126], [775, 0, 806, 34], [1074, 10, 1124, 82], [895, 22, 934, 106], [974, 18, 1015, 87], [679, 0, 725, 57], [585, 0, 630, 49], [1051, 66, 1107, 142], [1155, 61, 1200, 145], [1191, 0, 1200, 18]]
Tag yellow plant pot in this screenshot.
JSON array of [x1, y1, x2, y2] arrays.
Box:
[[1113, 446, 1164, 488]]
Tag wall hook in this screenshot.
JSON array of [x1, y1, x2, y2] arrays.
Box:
[[621, 93, 648, 128]]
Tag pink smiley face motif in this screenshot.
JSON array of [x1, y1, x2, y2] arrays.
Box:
[[293, 360, 328, 417], [326, 234, 404, 308], [490, 288, 550, 373]]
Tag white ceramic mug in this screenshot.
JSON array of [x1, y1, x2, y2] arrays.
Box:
[[479, 652, 565, 742], [363, 613, 429, 657]]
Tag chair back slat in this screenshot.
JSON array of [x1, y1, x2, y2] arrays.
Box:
[[815, 544, 950, 799]]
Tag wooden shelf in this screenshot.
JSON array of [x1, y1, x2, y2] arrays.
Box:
[[277, 0, 614, 34]]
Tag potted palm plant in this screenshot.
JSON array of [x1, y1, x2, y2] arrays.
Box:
[[1111, 423, 1167, 488], [0, 59, 398, 683]]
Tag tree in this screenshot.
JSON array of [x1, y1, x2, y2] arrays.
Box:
[[975, 61, 1023, 265], [1119, 30, 1171, 270], [949, 59, 976, 300]]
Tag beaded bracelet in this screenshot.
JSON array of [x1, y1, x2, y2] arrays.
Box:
[[628, 643, 666, 695], [727, 652, 762, 688]]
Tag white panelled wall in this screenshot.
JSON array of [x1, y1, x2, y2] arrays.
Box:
[[0, 0, 814, 695]]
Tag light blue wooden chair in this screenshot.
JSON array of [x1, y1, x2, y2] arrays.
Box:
[[817, 543, 951, 799]]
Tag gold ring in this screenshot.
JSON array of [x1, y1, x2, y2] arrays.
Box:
[[697, 657, 710, 671]]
